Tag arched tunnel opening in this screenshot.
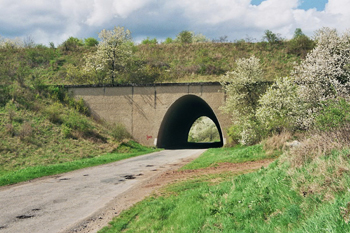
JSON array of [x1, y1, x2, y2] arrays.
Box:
[[156, 95, 224, 149]]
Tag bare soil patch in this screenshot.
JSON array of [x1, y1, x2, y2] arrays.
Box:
[[70, 158, 274, 233]]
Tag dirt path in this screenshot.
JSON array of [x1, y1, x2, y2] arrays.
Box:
[[71, 158, 275, 233]]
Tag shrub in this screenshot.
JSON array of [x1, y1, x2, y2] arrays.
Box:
[[315, 98, 350, 131], [256, 77, 303, 133], [60, 37, 84, 52], [221, 56, 268, 145], [110, 123, 131, 141], [45, 102, 63, 124], [176, 31, 193, 44], [19, 122, 33, 139], [5, 123, 15, 137], [0, 86, 10, 107], [84, 37, 99, 47], [294, 28, 350, 108], [262, 30, 282, 44], [141, 37, 158, 45], [163, 37, 173, 44], [287, 28, 315, 57]]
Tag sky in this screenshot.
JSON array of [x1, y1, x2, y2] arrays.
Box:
[[0, 0, 349, 46]]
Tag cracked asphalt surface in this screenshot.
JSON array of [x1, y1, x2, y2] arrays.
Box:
[[0, 149, 206, 233]]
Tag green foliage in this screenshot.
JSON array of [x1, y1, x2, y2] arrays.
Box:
[[84, 37, 99, 47], [263, 30, 282, 44], [287, 28, 315, 57], [176, 30, 193, 44], [162, 37, 173, 44], [0, 141, 156, 186], [141, 37, 158, 45], [0, 86, 10, 107], [181, 144, 275, 170], [100, 143, 350, 232], [315, 98, 350, 131], [188, 117, 220, 143], [60, 37, 84, 52], [110, 123, 131, 141], [0, 80, 149, 183], [256, 77, 302, 133], [221, 56, 270, 145]]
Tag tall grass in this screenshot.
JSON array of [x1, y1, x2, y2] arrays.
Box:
[[100, 143, 350, 232]]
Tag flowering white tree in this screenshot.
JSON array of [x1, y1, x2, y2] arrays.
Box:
[[294, 28, 350, 106], [84, 26, 133, 84], [256, 77, 305, 132], [221, 56, 268, 145], [0, 35, 24, 49], [256, 27, 350, 132]]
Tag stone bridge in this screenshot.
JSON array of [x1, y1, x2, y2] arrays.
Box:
[[67, 82, 231, 149]]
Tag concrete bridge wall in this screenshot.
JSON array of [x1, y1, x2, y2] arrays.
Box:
[[67, 82, 231, 147]]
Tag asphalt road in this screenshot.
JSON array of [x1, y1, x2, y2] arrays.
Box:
[[0, 149, 206, 233]]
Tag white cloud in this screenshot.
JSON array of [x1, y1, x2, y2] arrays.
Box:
[[0, 0, 349, 45]]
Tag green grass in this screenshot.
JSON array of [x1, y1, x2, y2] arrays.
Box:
[[99, 146, 350, 233], [0, 141, 158, 186], [180, 144, 279, 170]]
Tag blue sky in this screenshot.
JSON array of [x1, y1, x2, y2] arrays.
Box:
[[0, 0, 349, 45], [251, 0, 328, 11]]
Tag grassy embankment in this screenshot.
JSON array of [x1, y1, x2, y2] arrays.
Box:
[[100, 134, 350, 232], [0, 82, 158, 186]]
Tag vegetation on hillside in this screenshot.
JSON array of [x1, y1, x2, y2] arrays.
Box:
[[97, 27, 350, 232], [0, 28, 314, 87], [222, 27, 350, 145], [0, 79, 154, 185]]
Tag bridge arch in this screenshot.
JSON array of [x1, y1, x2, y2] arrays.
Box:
[[156, 95, 224, 149]]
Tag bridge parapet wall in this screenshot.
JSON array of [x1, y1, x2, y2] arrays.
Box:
[[67, 82, 231, 147]]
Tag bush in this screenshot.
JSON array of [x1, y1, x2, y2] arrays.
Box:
[[60, 37, 84, 52], [256, 77, 303, 133], [315, 98, 350, 131], [163, 37, 173, 44], [0, 86, 10, 107], [221, 56, 269, 145], [141, 37, 158, 45], [176, 31, 193, 44], [110, 123, 131, 141], [287, 28, 315, 57], [45, 102, 64, 124], [84, 37, 99, 47]]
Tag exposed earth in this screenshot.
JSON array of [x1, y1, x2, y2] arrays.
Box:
[[0, 150, 274, 233]]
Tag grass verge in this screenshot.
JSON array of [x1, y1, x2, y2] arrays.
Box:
[[0, 141, 159, 186], [99, 144, 350, 232], [180, 144, 279, 170]]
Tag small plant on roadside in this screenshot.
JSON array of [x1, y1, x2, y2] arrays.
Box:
[[110, 123, 131, 141]]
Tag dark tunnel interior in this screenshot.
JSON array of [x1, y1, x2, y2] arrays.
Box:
[[156, 95, 224, 149]]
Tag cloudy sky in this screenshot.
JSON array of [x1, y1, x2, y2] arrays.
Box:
[[0, 0, 349, 46]]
